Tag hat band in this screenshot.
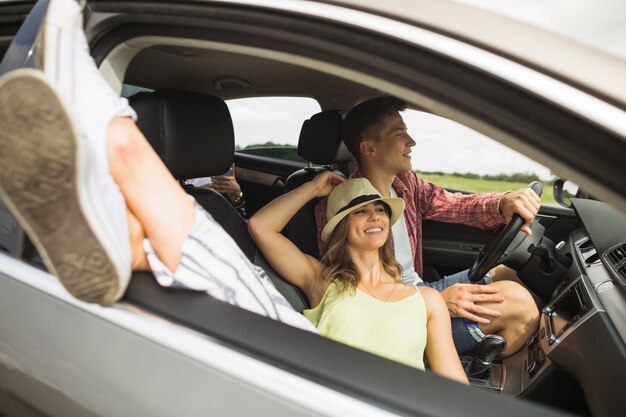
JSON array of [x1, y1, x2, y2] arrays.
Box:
[[336, 194, 381, 215]]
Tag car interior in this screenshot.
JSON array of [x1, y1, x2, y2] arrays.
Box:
[[114, 35, 626, 417], [1, 2, 625, 417]]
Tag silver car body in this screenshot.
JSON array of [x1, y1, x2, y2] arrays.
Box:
[[1, 1, 625, 416]]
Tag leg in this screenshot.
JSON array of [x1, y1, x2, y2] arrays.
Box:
[[107, 117, 194, 271], [0, 70, 130, 305], [490, 264, 543, 306], [431, 269, 539, 356], [476, 280, 540, 357], [0, 0, 195, 302], [421, 269, 488, 291], [0, 0, 316, 332], [127, 207, 149, 271]]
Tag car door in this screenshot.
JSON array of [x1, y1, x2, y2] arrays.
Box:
[[1, 1, 624, 417]]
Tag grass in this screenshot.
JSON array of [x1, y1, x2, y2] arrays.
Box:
[[417, 173, 557, 206]]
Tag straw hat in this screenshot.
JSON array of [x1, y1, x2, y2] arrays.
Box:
[[321, 178, 405, 243]]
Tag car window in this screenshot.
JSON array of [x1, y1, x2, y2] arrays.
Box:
[[227, 97, 321, 163], [403, 109, 557, 205], [122, 84, 154, 97]]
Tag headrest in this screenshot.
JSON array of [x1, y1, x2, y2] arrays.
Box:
[[130, 90, 234, 180], [297, 110, 351, 165]]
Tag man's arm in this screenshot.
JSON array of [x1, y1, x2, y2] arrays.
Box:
[[416, 173, 504, 228], [415, 174, 540, 234]]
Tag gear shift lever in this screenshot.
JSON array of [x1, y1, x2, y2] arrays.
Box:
[[465, 335, 507, 379]]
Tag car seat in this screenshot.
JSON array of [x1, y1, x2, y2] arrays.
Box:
[[130, 89, 309, 311], [282, 110, 353, 259]]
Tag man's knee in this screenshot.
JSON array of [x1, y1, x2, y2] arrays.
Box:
[[490, 264, 518, 282], [491, 280, 539, 326], [478, 281, 539, 356]]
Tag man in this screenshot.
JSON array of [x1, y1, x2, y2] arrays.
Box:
[[315, 97, 540, 356]]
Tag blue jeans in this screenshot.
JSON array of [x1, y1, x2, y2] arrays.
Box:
[[416, 269, 487, 354]]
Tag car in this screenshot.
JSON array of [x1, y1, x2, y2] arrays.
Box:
[[0, 0, 625, 416]]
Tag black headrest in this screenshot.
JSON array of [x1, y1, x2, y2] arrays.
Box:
[[130, 90, 234, 180], [297, 110, 351, 165]]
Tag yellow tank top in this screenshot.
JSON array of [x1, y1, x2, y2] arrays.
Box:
[[303, 281, 427, 370]]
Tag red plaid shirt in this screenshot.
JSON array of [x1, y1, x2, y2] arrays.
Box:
[[314, 170, 505, 278]]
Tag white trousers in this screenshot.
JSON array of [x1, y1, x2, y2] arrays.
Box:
[[143, 203, 317, 333]]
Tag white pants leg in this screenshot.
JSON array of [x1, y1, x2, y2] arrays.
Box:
[[143, 203, 317, 333]]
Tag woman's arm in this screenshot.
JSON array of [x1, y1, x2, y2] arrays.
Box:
[[419, 286, 469, 384], [248, 171, 344, 301]]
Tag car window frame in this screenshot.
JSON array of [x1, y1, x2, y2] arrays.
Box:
[[85, 4, 624, 417]]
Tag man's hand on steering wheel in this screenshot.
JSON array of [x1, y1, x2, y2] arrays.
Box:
[[440, 283, 504, 324], [469, 182, 543, 282], [498, 188, 542, 236]]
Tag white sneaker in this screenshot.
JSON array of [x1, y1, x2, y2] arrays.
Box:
[[0, 0, 134, 305], [0, 70, 130, 305], [36, 0, 135, 125]]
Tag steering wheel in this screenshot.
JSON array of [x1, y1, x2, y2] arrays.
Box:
[[468, 181, 543, 282]]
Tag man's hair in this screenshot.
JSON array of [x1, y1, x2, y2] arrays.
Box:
[[342, 96, 408, 161]]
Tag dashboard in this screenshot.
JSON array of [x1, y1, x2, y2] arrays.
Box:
[[493, 199, 626, 417]]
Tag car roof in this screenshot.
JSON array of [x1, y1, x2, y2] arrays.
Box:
[[325, 0, 626, 109], [121, 0, 626, 109]]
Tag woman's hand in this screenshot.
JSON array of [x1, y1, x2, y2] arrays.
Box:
[[310, 171, 345, 197]]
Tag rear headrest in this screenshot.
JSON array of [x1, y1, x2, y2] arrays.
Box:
[[130, 90, 234, 180], [297, 110, 351, 165]]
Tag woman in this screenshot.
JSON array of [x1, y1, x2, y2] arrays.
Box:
[[248, 172, 468, 383]]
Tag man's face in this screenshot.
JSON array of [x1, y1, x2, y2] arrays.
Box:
[[368, 112, 416, 174]]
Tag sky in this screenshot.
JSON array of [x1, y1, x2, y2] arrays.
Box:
[[456, 0, 626, 61], [227, 1, 625, 179]]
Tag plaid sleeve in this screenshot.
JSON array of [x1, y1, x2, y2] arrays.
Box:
[[416, 176, 504, 229], [314, 198, 329, 256]]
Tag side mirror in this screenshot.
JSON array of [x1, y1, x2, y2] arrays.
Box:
[[553, 178, 579, 208]]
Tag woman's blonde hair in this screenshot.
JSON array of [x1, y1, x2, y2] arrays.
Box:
[[320, 203, 402, 293]]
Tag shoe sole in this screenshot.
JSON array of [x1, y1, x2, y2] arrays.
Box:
[[0, 70, 121, 305]]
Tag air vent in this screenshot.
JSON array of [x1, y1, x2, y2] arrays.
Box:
[[584, 252, 600, 265], [606, 244, 626, 265], [579, 238, 594, 252], [604, 244, 626, 281]]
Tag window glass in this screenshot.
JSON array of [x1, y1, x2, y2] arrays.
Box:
[[0, 201, 20, 256], [227, 97, 321, 163], [122, 84, 154, 97], [402, 110, 557, 205]]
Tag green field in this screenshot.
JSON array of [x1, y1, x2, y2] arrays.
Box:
[[417, 173, 557, 206]]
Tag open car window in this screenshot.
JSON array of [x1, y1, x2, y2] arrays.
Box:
[[403, 109, 557, 205], [228, 97, 321, 163]]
